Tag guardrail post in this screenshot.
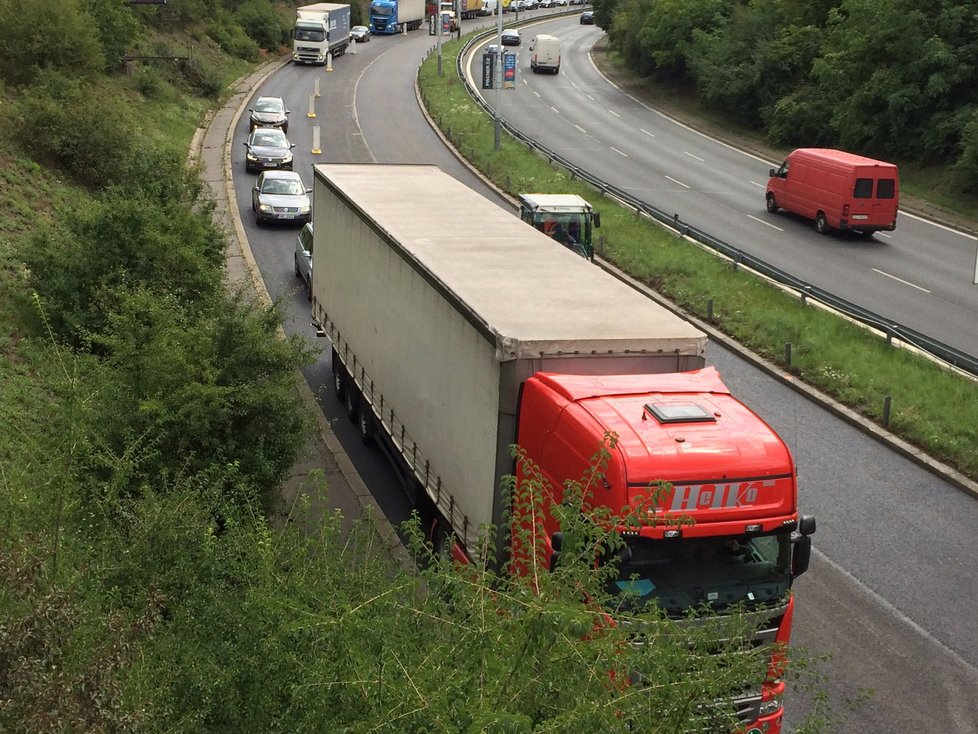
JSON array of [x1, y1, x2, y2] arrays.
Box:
[[784, 341, 792, 366], [707, 298, 714, 323], [882, 395, 892, 428]]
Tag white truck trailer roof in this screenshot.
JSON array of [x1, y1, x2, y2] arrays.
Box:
[[312, 164, 704, 361]]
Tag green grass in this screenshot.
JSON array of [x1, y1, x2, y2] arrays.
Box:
[[418, 37, 978, 483]]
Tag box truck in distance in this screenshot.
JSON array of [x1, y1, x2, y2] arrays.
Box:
[[310, 163, 815, 733], [369, 0, 425, 34], [292, 3, 351, 64], [766, 148, 899, 235]]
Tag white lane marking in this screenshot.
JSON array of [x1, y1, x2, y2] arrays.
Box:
[[872, 268, 931, 293], [665, 175, 690, 189], [749, 180, 765, 188], [586, 94, 595, 101], [609, 109, 620, 117], [611, 147, 628, 158], [569, 79, 579, 90], [640, 128, 654, 138], [574, 124, 587, 134], [550, 106, 560, 114], [684, 151, 704, 162], [876, 232, 893, 239], [533, 89, 541, 97], [747, 214, 784, 231]]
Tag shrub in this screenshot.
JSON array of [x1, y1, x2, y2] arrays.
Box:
[[207, 9, 261, 61], [13, 71, 138, 187], [0, 0, 104, 85], [235, 0, 289, 51]]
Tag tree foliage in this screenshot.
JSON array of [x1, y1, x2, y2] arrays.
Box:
[[0, 0, 105, 85], [604, 0, 978, 181]]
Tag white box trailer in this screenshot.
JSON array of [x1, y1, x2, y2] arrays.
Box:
[[311, 164, 706, 556]]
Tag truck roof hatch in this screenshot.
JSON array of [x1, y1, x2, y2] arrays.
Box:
[[644, 402, 716, 424]]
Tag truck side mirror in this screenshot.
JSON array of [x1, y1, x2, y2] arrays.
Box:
[[792, 536, 812, 577], [791, 514, 816, 578], [549, 531, 563, 572], [592, 212, 600, 228], [769, 168, 776, 177]]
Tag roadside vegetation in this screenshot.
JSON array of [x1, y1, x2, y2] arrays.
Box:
[[0, 0, 844, 730], [417, 33, 978, 485]]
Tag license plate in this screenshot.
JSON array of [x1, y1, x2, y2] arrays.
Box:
[[281, 214, 295, 219], [851, 214, 868, 220]]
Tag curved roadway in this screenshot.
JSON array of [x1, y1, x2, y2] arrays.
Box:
[[467, 18, 978, 362], [228, 18, 978, 732]]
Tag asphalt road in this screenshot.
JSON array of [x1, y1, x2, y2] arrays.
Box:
[[227, 17, 978, 733], [466, 17, 978, 363]]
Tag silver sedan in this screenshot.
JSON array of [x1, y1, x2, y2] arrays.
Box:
[[251, 171, 311, 226]]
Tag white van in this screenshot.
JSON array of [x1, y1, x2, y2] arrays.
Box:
[[528, 34, 560, 74]]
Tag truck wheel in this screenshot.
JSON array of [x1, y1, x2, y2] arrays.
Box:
[[357, 398, 374, 445], [332, 354, 346, 401], [344, 381, 359, 420], [766, 194, 778, 214], [815, 212, 829, 234]]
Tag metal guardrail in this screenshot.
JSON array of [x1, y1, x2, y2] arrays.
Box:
[[450, 32, 978, 378]]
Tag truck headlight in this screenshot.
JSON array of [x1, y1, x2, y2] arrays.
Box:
[[758, 696, 783, 717]]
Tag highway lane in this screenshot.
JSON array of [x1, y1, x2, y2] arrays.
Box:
[[228, 23, 978, 732], [468, 18, 978, 360]]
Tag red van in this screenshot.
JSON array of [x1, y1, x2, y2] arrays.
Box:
[[765, 148, 899, 235]]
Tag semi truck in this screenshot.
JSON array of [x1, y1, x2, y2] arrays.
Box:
[[369, 0, 425, 34], [311, 163, 815, 734], [292, 3, 351, 64], [517, 192, 600, 259]]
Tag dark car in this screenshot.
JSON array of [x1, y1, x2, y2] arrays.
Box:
[[243, 127, 295, 173], [501, 29, 520, 46], [580, 10, 594, 24], [248, 96, 289, 133], [351, 25, 371, 42], [251, 170, 311, 226]]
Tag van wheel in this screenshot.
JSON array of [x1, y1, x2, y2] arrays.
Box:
[[766, 194, 778, 214], [815, 212, 829, 234]]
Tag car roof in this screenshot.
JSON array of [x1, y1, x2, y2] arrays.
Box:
[[260, 170, 302, 181]]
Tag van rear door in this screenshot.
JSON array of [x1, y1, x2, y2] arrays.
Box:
[[848, 166, 898, 232]]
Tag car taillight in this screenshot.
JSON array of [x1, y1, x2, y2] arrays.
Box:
[[842, 204, 849, 216]]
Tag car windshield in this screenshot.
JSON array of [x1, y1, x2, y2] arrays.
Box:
[[605, 531, 793, 617], [255, 99, 283, 114], [263, 178, 304, 195], [253, 131, 286, 146]]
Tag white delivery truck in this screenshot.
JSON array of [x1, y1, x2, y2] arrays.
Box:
[[528, 33, 560, 74], [292, 3, 352, 64]]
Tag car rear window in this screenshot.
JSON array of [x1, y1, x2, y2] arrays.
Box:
[[877, 178, 895, 199], [853, 178, 873, 198]]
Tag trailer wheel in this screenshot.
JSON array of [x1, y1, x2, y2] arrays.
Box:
[[766, 193, 778, 214], [332, 353, 346, 401], [815, 212, 829, 234], [357, 397, 374, 444], [344, 380, 359, 420]]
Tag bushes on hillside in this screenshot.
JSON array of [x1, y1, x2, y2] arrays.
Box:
[[235, 0, 290, 52], [0, 0, 105, 85]]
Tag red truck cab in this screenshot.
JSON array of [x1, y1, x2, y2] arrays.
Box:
[[766, 147, 899, 235], [515, 367, 815, 733]]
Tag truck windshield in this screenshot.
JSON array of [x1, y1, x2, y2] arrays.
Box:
[[607, 531, 792, 617], [532, 213, 586, 247], [294, 28, 326, 41], [371, 4, 393, 14]]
